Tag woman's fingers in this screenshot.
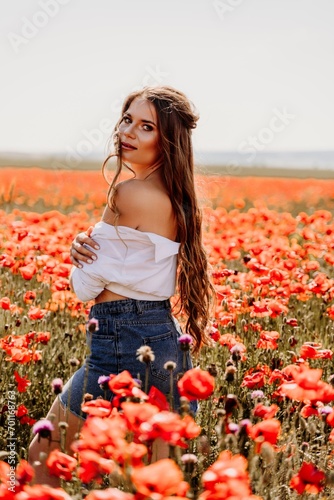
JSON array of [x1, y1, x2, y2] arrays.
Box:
[[70, 231, 100, 267], [86, 226, 94, 237], [70, 253, 83, 268]]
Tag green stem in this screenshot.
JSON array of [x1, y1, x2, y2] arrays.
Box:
[[183, 351, 187, 372], [169, 370, 174, 412], [145, 364, 149, 394]]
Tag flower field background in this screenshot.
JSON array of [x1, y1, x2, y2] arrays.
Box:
[[1, 167, 334, 499]]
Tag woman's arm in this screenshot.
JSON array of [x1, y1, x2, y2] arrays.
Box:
[[70, 226, 100, 268]]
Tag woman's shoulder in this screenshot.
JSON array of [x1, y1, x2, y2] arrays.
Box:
[[114, 179, 176, 238], [115, 178, 171, 209]]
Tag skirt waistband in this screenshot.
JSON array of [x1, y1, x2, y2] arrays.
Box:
[[90, 298, 171, 315]]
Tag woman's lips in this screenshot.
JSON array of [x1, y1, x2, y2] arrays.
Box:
[[121, 142, 137, 150]]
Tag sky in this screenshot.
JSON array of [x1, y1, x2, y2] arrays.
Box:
[[0, 0, 333, 158]]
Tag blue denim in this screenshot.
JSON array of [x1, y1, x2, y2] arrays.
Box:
[[59, 299, 196, 419]]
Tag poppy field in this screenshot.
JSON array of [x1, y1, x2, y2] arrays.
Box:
[[1, 167, 334, 499]]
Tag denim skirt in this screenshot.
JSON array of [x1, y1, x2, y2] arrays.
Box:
[[59, 298, 196, 419]]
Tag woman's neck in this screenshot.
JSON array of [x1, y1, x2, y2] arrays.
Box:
[[128, 160, 163, 181]]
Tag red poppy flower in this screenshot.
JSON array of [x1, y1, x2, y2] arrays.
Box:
[[286, 318, 298, 327], [77, 450, 115, 483], [247, 418, 281, 451], [256, 330, 280, 350], [19, 263, 37, 280], [209, 325, 220, 342], [327, 411, 334, 427], [290, 462, 325, 494], [327, 304, 334, 320], [300, 404, 319, 418], [15, 459, 35, 486], [117, 441, 148, 468], [279, 365, 334, 404], [241, 371, 266, 389], [0, 297, 11, 310], [23, 290, 36, 303], [46, 449, 77, 481], [121, 402, 159, 434], [131, 458, 184, 499], [299, 342, 333, 360], [253, 403, 278, 419], [108, 370, 139, 397], [177, 368, 215, 401], [72, 415, 128, 457], [0, 460, 10, 484], [147, 386, 170, 411], [138, 411, 201, 448], [269, 268, 286, 281], [15, 404, 36, 425], [200, 450, 254, 500], [35, 331, 51, 344], [85, 489, 134, 500], [14, 484, 72, 499], [81, 399, 113, 418], [14, 371, 31, 393], [0, 254, 15, 268], [28, 306, 48, 320], [328, 428, 334, 444], [250, 300, 271, 317], [219, 333, 242, 349], [268, 369, 287, 385]]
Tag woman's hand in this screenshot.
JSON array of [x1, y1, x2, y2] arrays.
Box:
[[70, 226, 100, 268]]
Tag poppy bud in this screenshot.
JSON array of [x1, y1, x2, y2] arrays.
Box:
[[83, 393, 93, 403], [39, 452, 48, 463], [227, 422, 239, 434], [288, 336, 298, 347], [207, 363, 218, 377], [225, 365, 237, 383], [51, 378, 63, 395], [69, 358, 80, 367], [224, 394, 238, 415], [98, 375, 111, 391], [58, 421, 69, 430], [179, 396, 191, 414], [286, 318, 298, 327], [226, 358, 235, 367], [87, 318, 99, 333], [178, 334, 193, 351], [32, 419, 54, 440], [136, 346, 155, 364], [181, 453, 198, 474], [301, 441, 309, 452], [251, 390, 265, 400], [164, 361, 177, 371], [231, 347, 242, 362]]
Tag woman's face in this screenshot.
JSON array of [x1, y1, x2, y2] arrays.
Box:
[[118, 97, 161, 169]]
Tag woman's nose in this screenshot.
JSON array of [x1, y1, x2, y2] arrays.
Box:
[[124, 123, 135, 137]]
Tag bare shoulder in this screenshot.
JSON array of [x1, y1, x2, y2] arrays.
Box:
[[116, 178, 168, 202], [114, 179, 176, 238]]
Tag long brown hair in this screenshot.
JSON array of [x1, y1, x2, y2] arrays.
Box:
[[102, 86, 215, 352]]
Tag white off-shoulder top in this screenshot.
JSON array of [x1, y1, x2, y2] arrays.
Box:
[[70, 221, 180, 302]]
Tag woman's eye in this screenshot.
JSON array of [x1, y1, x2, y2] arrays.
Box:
[[143, 124, 153, 131], [123, 116, 131, 123]]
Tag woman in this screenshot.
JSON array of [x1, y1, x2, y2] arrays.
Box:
[[29, 86, 214, 484]]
